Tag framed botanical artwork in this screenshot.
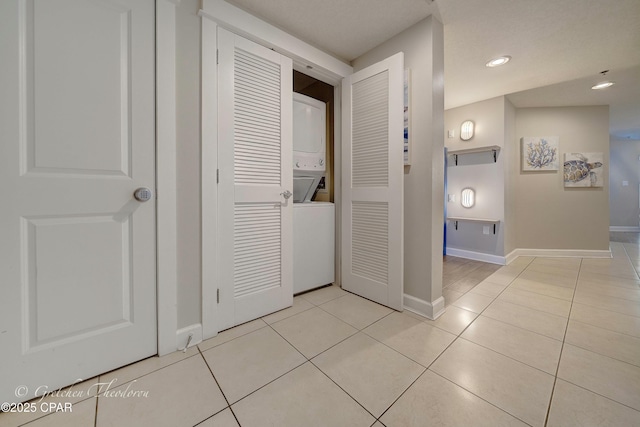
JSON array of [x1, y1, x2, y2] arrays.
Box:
[[564, 152, 604, 187], [522, 136, 559, 171]]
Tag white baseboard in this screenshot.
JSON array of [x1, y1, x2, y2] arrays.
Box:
[[505, 248, 612, 261], [610, 226, 640, 232], [176, 323, 203, 352], [449, 246, 613, 266], [403, 294, 445, 320], [445, 247, 506, 265]]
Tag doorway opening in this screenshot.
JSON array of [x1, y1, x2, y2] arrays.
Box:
[[292, 70, 337, 295], [293, 70, 335, 203]]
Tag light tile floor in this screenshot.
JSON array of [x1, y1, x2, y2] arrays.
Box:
[[3, 237, 640, 426]]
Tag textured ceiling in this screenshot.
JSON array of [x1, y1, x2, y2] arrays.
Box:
[[507, 66, 640, 140], [227, 0, 640, 138], [227, 0, 438, 62]]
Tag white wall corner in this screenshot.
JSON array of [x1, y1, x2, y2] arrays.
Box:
[[156, 0, 179, 357], [403, 294, 445, 320], [445, 247, 507, 265], [176, 323, 203, 352], [505, 249, 520, 265]]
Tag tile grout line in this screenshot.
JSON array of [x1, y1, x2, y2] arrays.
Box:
[[438, 261, 565, 374], [200, 326, 309, 415], [446, 258, 531, 308], [268, 307, 405, 422], [206, 316, 362, 417], [196, 290, 394, 424], [313, 294, 394, 331], [307, 357, 380, 422], [568, 317, 640, 341], [554, 377, 640, 414], [267, 311, 360, 361], [425, 269, 520, 367], [196, 347, 243, 427], [453, 336, 560, 377], [477, 308, 567, 342], [426, 369, 534, 427], [444, 255, 593, 426], [391, 254, 537, 421], [93, 393, 98, 427], [374, 267, 520, 422], [373, 367, 428, 425], [481, 293, 570, 319], [622, 242, 640, 279], [424, 256, 560, 426], [272, 307, 425, 424], [542, 257, 582, 427]]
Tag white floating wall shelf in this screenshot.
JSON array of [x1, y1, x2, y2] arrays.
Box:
[[447, 216, 500, 234], [448, 145, 500, 165]]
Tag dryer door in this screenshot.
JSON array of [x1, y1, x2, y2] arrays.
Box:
[[293, 176, 321, 203]]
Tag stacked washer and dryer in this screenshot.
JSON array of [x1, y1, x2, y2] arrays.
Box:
[[292, 93, 335, 294]]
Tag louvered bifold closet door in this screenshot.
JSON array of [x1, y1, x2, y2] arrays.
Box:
[[341, 53, 404, 311], [217, 29, 293, 330]]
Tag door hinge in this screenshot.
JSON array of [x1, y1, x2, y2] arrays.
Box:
[[216, 289, 220, 304], [216, 169, 219, 184], [216, 49, 219, 65]]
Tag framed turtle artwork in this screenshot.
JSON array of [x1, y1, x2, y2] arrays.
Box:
[[564, 152, 604, 187], [522, 136, 559, 171]]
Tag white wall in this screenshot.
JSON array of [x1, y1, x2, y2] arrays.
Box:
[[610, 138, 640, 228], [504, 98, 518, 254], [445, 101, 611, 258], [515, 106, 610, 250], [352, 16, 445, 309], [445, 97, 506, 257]]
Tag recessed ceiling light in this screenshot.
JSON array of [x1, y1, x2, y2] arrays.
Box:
[[486, 56, 511, 67], [591, 81, 615, 90]]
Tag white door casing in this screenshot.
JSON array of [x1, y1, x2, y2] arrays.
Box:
[[216, 28, 293, 330], [0, 0, 156, 402], [341, 53, 405, 310]]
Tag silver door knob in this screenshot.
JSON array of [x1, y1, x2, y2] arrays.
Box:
[[134, 187, 153, 202], [280, 190, 293, 200]]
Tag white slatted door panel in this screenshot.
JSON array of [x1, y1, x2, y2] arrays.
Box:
[[342, 53, 404, 311], [217, 29, 293, 330], [234, 47, 281, 185], [352, 201, 388, 283], [234, 204, 281, 297], [352, 71, 389, 188]]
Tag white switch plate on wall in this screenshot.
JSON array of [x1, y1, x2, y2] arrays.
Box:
[[448, 130, 455, 138], [448, 194, 456, 202], [623, 181, 629, 186], [483, 225, 490, 235]]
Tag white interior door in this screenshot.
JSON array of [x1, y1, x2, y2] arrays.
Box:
[[341, 53, 404, 311], [0, 0, 156, 402], [217, 28, 293, 330]]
